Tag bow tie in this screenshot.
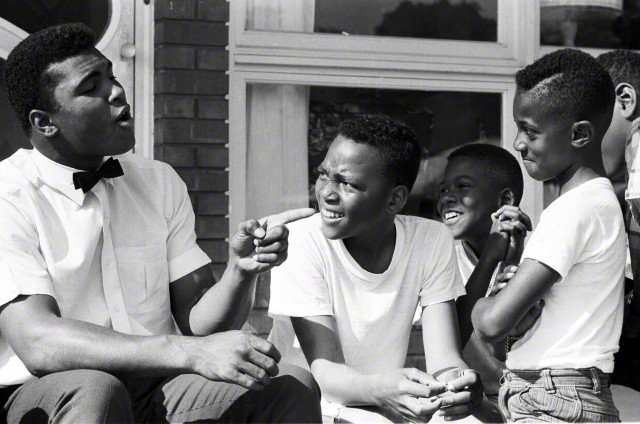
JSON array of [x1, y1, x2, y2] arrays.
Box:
[[72, 158, 124, 193]]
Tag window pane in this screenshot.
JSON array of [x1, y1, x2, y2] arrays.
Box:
[[540, 0, 640, 49], [246, 0, 498, 42], [0, 0, 110, 40], [307, 87, 502, 220]]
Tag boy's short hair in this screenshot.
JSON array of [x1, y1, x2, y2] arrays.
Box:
[[515, 48, 614, 128], [448, 143, 524, 205], [337, 114, 421, 191], [4, 23, 96, 133], [597, 49, 640, 93]]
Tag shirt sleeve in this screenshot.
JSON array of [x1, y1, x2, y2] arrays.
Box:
[[420, 225, 465, 306], [521, 199, 592, 279], [0, 198, 55, 306], [163, 165, 211, 282], [269, 226, 333, 317]]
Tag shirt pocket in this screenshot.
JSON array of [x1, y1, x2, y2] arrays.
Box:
[[114, 243, 169, 314]]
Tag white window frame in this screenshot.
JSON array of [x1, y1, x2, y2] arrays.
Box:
[[228, 0, 543, 232]]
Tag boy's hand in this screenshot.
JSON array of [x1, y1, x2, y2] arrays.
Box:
[[490, 265, 544, 337], [491, 206, 533, 266], [230, 208, 315, 274], [373, 368, 447, 423], [435, 369, 483, 421]]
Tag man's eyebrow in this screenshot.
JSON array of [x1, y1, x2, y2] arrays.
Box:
[[77, 60, 113, 86]]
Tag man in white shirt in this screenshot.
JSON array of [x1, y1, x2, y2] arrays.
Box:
[[0, 23, 320, 423], [268, 115, 483, 423]]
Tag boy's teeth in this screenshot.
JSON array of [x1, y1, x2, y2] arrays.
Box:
[[322, 210, 344, 219], [445, 212, 461, 220]]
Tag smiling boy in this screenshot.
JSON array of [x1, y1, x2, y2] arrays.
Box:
[[472, 49, 625, 422], [437, 144, 528, 417], [268, 115, 483, 423]]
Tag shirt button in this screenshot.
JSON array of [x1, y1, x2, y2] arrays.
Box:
[[113, 306, 120, 313], [104, 258, 111, 266]]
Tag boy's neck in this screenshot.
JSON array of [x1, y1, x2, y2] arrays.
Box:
[[343, 218, 397, 274], [463, 234, 489, 261], [556, 154, 606, 196]]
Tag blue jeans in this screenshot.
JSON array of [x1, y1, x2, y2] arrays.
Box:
[[498, 368, 620, 422]]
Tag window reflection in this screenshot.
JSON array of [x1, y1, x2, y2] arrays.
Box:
[[540, 0, 640, 49]]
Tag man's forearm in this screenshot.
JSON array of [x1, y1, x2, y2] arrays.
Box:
[[14, 316, 192, 378], [189, 258, 257, 336]]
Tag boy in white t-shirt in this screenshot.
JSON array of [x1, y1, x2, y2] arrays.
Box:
[[268, 115, 483, 423], [472, 49, 625, 422], [438, 143, 532, 422]]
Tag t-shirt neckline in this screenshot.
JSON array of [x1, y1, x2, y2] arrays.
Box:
[[334, 217, 405, 281]]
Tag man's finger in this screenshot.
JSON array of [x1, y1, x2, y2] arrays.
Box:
[[248, 335, 282, 363], [259, 207, 315, 227], [237, 219, 265, 239], [438, 390, 473, 407], [255, 225, 288, 246]]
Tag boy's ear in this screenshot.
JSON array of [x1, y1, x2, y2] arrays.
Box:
[[387, 185, 409, 215], [29, 110, 58, 138], [615, 83, 638, 119], [570, 121, 594, 149], [498, 188, 516, 207]]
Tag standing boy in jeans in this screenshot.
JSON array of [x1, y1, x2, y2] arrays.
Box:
[[472, 49, 625, 422]]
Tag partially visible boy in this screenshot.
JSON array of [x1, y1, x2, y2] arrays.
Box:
[[268, 115, 483, 423], [598, 49, 640, 338], [437, 144, 529, 415], [473, 49, 625, 422]]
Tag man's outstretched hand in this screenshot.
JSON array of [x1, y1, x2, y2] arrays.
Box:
[[230, 208, 316, 274]]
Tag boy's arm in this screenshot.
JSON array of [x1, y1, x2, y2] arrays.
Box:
[[291, 315, 446, 422], [456, 207, 531, 346], [455, 235, 505, 346], [422, 300, 483, 420], [472, 258, 560, 344]]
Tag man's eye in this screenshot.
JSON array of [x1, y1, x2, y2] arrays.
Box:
[[82, 83, 97, 93], [440, 187, 448, 194]]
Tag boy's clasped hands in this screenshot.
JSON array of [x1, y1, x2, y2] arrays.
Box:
[[372, 367, 482, 422]]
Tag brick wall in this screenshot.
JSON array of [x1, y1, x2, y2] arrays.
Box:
[[154, 0, 229, 281]]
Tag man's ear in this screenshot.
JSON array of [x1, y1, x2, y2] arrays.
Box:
[[498, 188, 515, 207], [29, 110, 58, 138], [388, 185, 409, 214], [571, 121, 594, 149], [615, 83, 638, 119]]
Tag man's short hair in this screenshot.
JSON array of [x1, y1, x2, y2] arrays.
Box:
[[515, 48, 614, 127], [597, 49, 640, 94], [448, 143, 524, 206], [4, 23, 95, 133], [337, 114, 421, 192]]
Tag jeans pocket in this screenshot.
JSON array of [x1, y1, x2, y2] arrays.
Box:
[[575, 386, 620, 422], [518, 386, 582, 422]]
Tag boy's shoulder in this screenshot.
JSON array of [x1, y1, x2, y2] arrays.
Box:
[[396, 214, 450, 239], [549, 177, 617, 215]]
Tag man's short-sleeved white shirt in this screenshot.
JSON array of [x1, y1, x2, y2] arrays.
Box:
[[0, 149, 211, 386], [507, 178, 625, 373], [268, 214, 464, 374]]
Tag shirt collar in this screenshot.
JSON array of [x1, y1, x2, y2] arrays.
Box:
[[30, 149, 113, 205], [629, 117, 640, 140]]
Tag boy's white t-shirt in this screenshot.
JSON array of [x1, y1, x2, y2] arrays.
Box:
[[506, 178, 625, 373], [455, 241, 500, 291], [268, 214, 465, 374]]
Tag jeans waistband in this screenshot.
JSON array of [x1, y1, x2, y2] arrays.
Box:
[[503, 368, 610, 395]]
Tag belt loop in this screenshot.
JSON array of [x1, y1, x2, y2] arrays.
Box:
[[590, 368, 601, 394], [541, 369, 556, 394]]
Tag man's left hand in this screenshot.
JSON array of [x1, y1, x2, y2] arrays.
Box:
[[230, 208, 315, 274]]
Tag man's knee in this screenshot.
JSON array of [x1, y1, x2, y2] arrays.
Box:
[[269, 364, 322, 421], [9, 370, 133, 423]]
